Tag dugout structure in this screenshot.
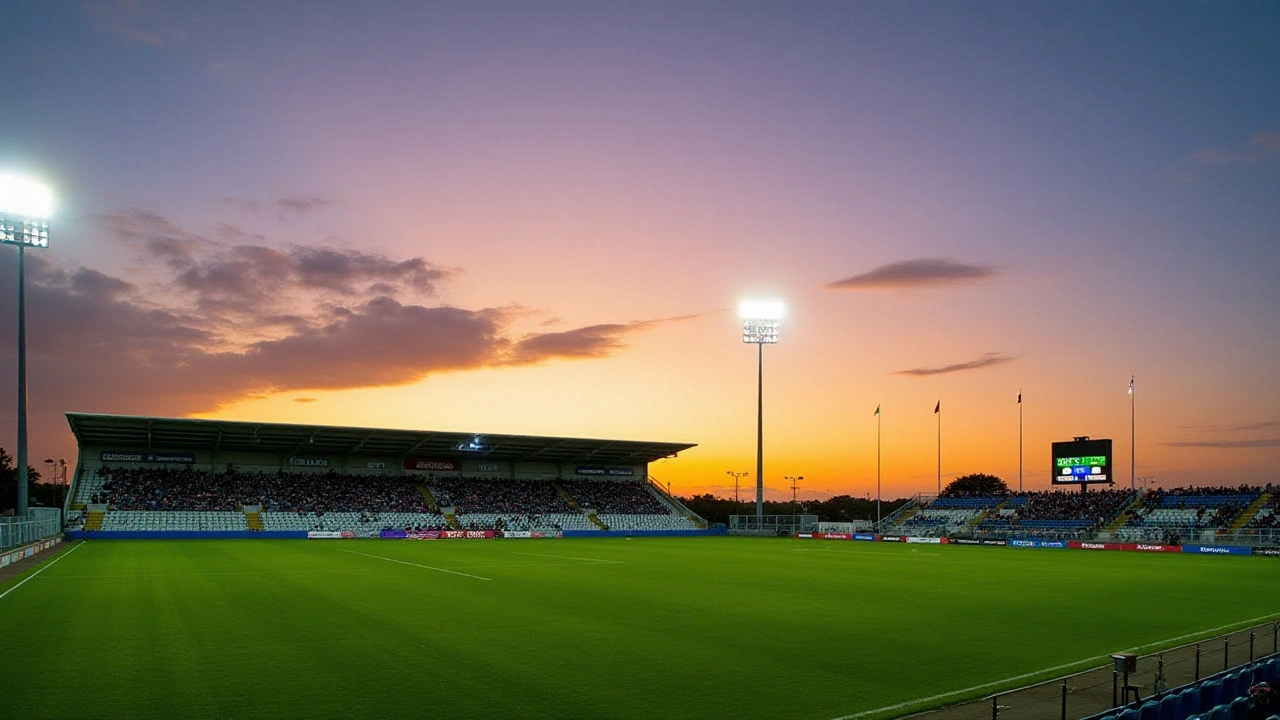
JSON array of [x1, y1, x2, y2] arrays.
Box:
[[65, 411, 695, 495]]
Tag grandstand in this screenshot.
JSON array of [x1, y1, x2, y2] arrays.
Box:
[[63, 412, 707, 537]]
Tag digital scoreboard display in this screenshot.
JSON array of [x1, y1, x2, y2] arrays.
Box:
[[1051, 438, 1113, 485]]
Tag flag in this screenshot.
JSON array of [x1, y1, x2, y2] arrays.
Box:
[[1128, 375, 1134, 395], [1017, 390, 1021, 404], [934, 400, 940, 414], [874, 404, 880, 416]]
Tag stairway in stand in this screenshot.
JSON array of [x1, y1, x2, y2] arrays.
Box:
[[245, 512, 264, 531], [83, 510, 105, 531], [1229, 492, 1271, 531]]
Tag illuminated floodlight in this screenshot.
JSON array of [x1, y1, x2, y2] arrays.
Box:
[[740, 299, 783, 345], [1, 172, 53, 518], [0, 174, 53, 248]]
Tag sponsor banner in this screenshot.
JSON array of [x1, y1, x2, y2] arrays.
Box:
[[906, 536, 942, 544], [852, 533, 876, 541], [403, 458, 460, 471], [365, 461, 386, 469], [503, 531, 532, 539], [575, 466, 636, 476], [1182, 545, 1252, 556], [796, 532, 813, 539], [1009, 539, 1068, 549], [477, 463, 499, 472], [380, 529, 407, 539], [290, 457, 329, 468], [1254, 547, 1280, 557], [529, 531, 563, 539], [442, 530, 495, 539], [408, 530, 441, 540], [307, 531, 345, 539], [1069, 541, 1124, 551], [607, 468, 635, 476], [950, 538, 981, 545], [877, 535, 907, 543], [1124, 543, 1181, 553], [981, 539, 1008, 546], [101, 451, 196, 463]]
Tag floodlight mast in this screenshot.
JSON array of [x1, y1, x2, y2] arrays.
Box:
[[740, 300, 782, 523], [0, 174, 53, 518]]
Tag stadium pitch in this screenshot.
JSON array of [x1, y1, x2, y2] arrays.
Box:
[[1, 537, 1275, 720]]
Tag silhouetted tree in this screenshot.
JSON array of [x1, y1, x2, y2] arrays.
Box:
[[941, 473, 1009, 498], [0, 447, 45, 514]]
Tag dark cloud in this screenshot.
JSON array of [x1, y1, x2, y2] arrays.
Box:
[[1173, 127, 1280, 182], [1162, 439, 1280, 449], [825, 258, 998, 291], [277, 196, 340, 214], [82, 0, 181, 47], [292, 398, 318, 404], [1177, 421, 1276, 433], [894, 352, 1015, 377], [508, 314, 703, 364], [0, 209, 691, 461]]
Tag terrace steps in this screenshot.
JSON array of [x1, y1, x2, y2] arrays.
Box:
[[1104, 493, 1146, 533], [587, 512, 608, 530], [1230, 492, 1271, 531], [554, 484, 581, 510], [443, 511, 461, 530], [416, 484, 440, 513], [244, 512, 263, 531], [84, 511, 105, 531]]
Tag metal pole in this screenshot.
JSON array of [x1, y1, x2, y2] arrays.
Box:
[[876, 407, 882, 531], [991, 695, 998, 720], [1130, 375, 1135, 490], [16, 243, 28, 517], [755, 341, 764, 522], [1060, 680, 1068, 720], [937, 401, 941, 495], [1223, 637, 1229, 671], [1018, 390, 1023, 493], [1194, 644, 1200, 680], [1250, 631, 1255, 661], [1112, 670, 1118, 707]]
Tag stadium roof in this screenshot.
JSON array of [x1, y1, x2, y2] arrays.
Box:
[[66, 412, 695, 466]]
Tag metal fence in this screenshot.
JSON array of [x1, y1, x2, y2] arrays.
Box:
[[0, 507, 62, 550], [914, 621, 1280, 720], [729, 514, 819, 535]]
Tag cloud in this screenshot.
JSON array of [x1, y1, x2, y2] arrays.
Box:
[[277, 196, 340, 214], [1173, 127, 1280, 181], [1162, 439, 1280, 449], [292, 398, 318, 403], [508, 314, 702, 364], [825, 258, 998, 291], [0, 209, 691, 453], [1177, 421, 1276, 433], [82, 0, 182, 47], [894, 352, 1015, 377]]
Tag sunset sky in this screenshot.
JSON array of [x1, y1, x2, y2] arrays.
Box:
[[1, 1, 1277, 500]]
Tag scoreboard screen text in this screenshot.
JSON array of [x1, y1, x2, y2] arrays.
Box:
[[1051, 438, 1113, 485]]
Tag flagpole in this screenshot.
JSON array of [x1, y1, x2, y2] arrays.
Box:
[[936, 400, 941, 496], [876, 404, 881, 531], [1018, 389, 1023, 493], [1130, 374, 1135, 491]]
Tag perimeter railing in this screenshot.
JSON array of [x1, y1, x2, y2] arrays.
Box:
[[0, 507, 62, 551]]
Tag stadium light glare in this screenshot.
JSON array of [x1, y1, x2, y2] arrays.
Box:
[[1, 172, 53, 517], [740, 298, 783, 522]]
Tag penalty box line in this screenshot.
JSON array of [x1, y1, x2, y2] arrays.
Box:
[[337, 548, 492, 581], [0, 541, 85, 603], [830, 611, 1280, 720]]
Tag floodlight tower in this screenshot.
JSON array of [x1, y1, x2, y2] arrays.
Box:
[[740, 299, 783, 523], [0, 174, 53, 518]]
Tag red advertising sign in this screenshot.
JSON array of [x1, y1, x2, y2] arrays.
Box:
[[442, 530, 495, 539], [403, 458, 460, 471], [1125, 543, 1181, 553]]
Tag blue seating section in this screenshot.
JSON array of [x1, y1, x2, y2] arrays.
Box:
[[930, 496, 1005, 509], [1083, 654, 1279, 720], [1158, 494, 1256, 508]]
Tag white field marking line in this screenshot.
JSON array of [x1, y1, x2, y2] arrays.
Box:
[[458, 561, 625, 570], [828, 611, 1280, 720], [43, 569, 364, 580], [0, 541, 85, 602], [338, 549, 492, 581], [510, 552, 624, 564]]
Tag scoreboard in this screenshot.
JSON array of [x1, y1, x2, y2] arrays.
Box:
[[1051, 438, 1113, 485]]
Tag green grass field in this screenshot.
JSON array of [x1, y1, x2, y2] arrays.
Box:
[[1, 537, 1276, 720]]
